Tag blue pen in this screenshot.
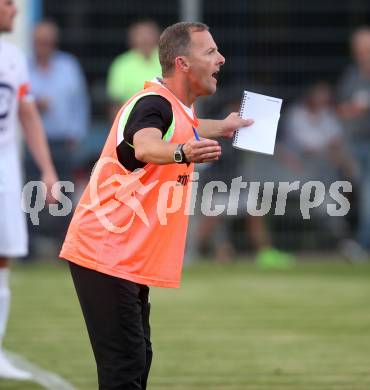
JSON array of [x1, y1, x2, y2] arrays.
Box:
[[192, 127, 200, 141]]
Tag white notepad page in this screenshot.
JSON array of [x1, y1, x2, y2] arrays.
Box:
[[232, 91, 283, 155]]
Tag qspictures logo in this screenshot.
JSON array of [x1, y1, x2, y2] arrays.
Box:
[[80, 157, 159, 233], [22, 157, 353, 233]]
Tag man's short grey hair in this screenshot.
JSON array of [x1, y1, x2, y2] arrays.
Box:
[[159, 22, 209, 77]]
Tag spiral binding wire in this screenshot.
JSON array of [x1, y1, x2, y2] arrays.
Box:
[[233, 91, 248, 145]]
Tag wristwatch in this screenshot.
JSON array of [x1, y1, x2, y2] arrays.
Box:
[[173, 144, 187, 163]]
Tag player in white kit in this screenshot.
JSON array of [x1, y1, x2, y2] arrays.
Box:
[[0, 0, 58, 380]]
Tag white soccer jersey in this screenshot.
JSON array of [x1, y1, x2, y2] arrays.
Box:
[[0, 38, 29, 257], [0, 38, 30, 146]]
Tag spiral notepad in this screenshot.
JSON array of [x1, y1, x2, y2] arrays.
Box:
[[233, 90, 283, 155]]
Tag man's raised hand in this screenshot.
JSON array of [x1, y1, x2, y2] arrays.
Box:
[[183, 139, 222, 163]]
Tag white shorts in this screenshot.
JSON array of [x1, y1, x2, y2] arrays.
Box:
[[0, 143, 28, 257]]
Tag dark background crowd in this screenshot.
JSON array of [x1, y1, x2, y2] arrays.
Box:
[[25, 0, 370, 264]]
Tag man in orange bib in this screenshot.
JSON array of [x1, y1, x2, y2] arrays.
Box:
[[60, 22, 253, 389]]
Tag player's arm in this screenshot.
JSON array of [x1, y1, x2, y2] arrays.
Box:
[[133, 128, 222, 164], [18, 99, 58, 199], [198, 113, 254, 139]]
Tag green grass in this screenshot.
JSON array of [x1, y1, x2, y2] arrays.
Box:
[[2, 260, 370, 389]]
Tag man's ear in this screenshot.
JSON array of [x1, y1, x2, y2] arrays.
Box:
[[175, 56, 190, 72]]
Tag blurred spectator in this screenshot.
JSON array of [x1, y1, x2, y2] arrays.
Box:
[[337, 27, 370, 252], [283, 82, 355, 181], [106, 20, 161, 117], [280, 82, 361, 257], [26, 20, 90, 255], [242, 82, 359, 257]]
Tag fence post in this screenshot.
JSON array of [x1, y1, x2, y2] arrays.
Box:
[[180, 0, 203, 22]]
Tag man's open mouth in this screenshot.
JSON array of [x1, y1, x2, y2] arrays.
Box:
[[212, 70, 219, 80]]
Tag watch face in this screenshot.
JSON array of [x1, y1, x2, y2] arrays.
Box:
[[174, 150, 182, 163]]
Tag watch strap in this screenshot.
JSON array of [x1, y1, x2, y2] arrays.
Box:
[[179, 144, 188, 164]]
